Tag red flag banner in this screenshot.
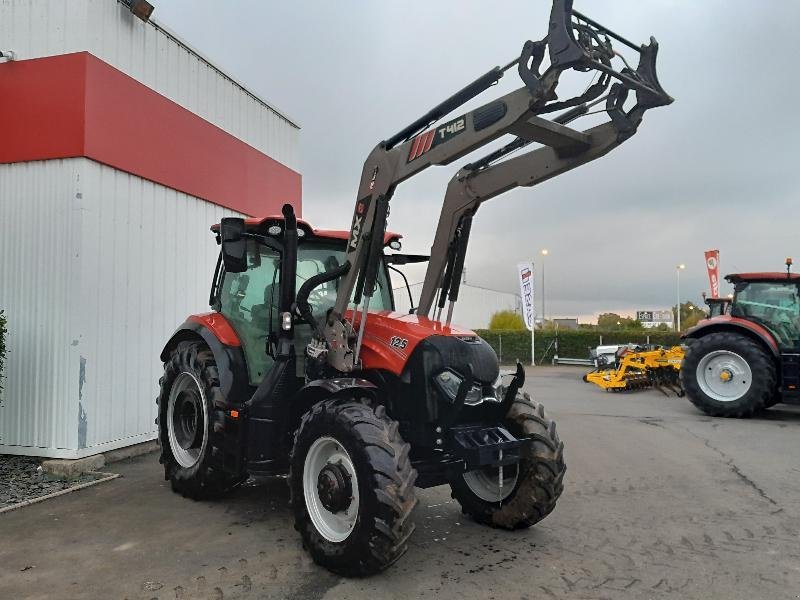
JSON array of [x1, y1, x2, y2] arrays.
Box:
[[705, 249, 720, 298]]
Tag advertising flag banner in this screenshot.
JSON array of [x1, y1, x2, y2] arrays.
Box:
[[517, 262, 535, 331], [704, 249, 720, 298]]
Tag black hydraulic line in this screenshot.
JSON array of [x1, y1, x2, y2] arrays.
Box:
[[572, 10, 640, 52], [553, 103, 590, 124], [383, 66, 505, 149], [295, 261, 351, 325], [352, 237, 369, 306], [437, 242, 458, 311], [447, 213, 473, 302], [464, 137, 530, 172], [387, 264, 415, 312], [464, 103, 591, 173], [362, 195, 390, 297]]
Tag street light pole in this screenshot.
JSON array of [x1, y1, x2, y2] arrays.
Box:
[[541, 249, 549, 324], [676, 264, 685, 332]]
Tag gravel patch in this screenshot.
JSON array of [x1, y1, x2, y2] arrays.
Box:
[[0, 455, 104, 509]]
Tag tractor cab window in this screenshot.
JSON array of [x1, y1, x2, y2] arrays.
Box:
[[296, 241, 393, 319], [219, 241, 281, 385], [733, 282, 800, 350]]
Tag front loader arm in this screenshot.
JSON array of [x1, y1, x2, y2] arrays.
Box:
[[417, 76, 661, 319], [310, 0, 672, 373]]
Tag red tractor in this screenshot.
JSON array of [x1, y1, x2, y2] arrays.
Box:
[[682, 261, 800, 417], [156, 1, 671, 575]]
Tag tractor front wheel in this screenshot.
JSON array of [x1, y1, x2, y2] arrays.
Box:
[[157, 341, 243, 498], [680, 332, 776, 417], [289, 399, 418, 576], [449, 394, 565, 529]]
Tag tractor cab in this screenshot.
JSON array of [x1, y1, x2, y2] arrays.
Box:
[[726, 272, 800, 351], [209, 215, 400, 385]]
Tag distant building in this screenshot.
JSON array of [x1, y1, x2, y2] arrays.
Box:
[[552, 318, 579, 330], [393, 282, 520, 329]]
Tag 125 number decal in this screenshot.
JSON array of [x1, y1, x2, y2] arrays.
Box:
[[389, 336, 408, 350]]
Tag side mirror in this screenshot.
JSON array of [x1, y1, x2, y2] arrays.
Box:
[[220, 217, 247, 273]]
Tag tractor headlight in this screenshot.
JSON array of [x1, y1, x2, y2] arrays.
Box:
[[434, 370, 503, 406], [490, 374, 505, 403], [434, 369, 463, 401]]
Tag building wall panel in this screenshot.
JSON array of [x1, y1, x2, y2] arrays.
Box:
[[0, 160, 81, 453], [75, 160, 244, 453], [0, 0, 300, 171], [0, 158, 244, 457]]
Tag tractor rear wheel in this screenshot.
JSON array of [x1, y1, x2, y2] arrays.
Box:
[[157, 340, 243, 498], [681, 332, 776, 417], [289, 399, 417, 576], [449, 394, 565, 529]]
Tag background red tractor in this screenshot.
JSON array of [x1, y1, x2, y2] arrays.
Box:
[[682, 261, 800, 417]]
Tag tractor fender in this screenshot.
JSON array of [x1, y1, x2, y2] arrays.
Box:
[[289, 378, 379, 430], [682, 316, 780, 358], [293, 377, 378, 406], [160, 314, 250, 403]]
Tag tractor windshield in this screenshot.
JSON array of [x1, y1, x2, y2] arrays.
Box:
[[297, 240, 393, 318], [732, 282, 800, 350]]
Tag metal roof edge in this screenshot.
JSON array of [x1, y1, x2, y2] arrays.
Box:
[[145, 13, 301, 130]]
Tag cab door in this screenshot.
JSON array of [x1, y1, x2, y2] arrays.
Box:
[[218, 240, 281, 385]]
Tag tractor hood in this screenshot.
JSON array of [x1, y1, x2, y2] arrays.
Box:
[[351, 310, 487, 377]]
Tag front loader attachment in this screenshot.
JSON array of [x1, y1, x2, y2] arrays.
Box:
[[297, 0, 674, 373]]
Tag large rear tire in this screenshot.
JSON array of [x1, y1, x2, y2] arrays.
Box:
[[681, 332, 776, 417], [449, 393, 565, 529], [157, 340, 243, 498], [289, 399, 418, 576]]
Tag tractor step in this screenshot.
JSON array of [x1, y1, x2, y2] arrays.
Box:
[[781, 353, 800, 395]]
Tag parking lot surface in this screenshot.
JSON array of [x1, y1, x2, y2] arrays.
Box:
[[1, 366, 799, 600]]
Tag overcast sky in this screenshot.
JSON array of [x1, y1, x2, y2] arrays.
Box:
[[154, 1, 800, 322]]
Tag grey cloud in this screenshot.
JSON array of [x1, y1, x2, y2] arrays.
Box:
[[155, 1, 800, 321]]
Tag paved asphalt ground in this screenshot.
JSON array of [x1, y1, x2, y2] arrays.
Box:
[[2, 366, 799, 600]]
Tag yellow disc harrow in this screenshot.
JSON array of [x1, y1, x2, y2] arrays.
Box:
[[583, 346, 685, 396]]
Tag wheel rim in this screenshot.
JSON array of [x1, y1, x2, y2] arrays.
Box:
[[167, 372, 208, 468], [463, 464, 519, 503], [303, 436, 360, 543], [696, 350, 753, 402]]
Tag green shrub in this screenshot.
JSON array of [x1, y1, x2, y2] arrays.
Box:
[[488, 310, 526, 330], [475, 328, 682, 364], [0, 310, 6, 395]]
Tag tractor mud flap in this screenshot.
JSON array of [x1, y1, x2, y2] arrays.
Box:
[[449, 425, 524, 471]]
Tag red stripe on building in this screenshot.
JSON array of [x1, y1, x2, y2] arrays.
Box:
[[0, 52, 301, 217]]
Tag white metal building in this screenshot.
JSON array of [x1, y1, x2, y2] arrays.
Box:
[[393, 282, 521, 330], [0, 0, 301, 458]]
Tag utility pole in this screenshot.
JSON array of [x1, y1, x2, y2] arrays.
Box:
[[541, 249, 549, 324], [676, 263, 685, 332]]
